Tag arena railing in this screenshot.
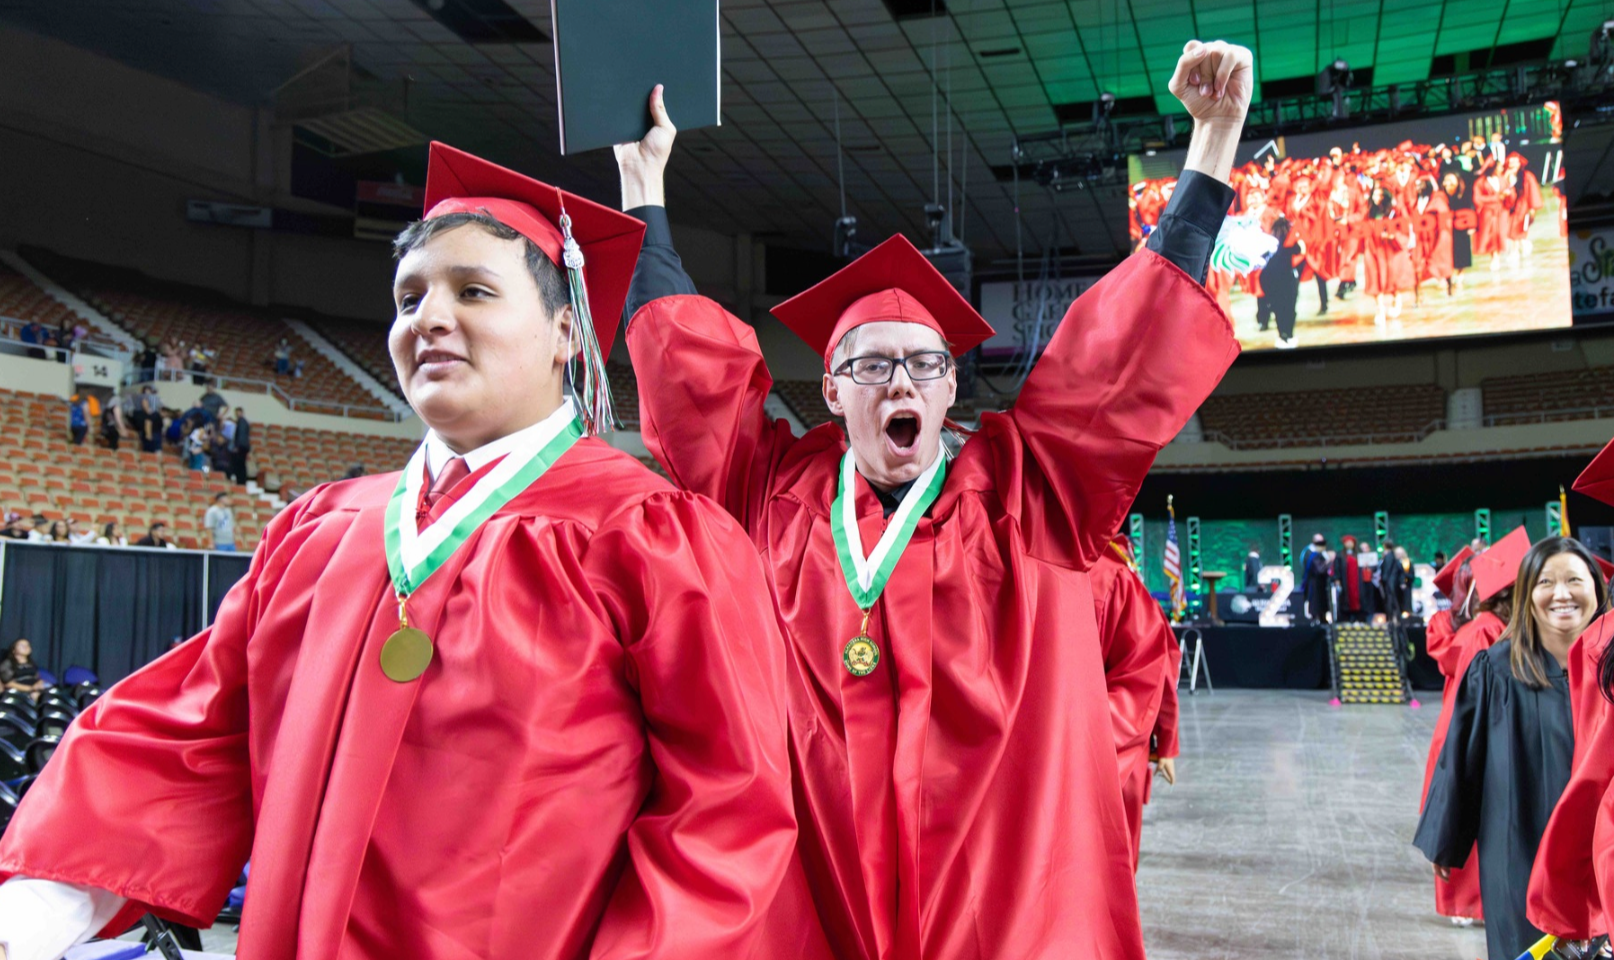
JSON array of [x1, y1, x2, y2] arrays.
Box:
[[126, 369, 410, 423], [1199, 418, 1447, 450], [1481, 405, 1614, 426]]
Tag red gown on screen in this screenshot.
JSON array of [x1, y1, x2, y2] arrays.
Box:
[[1362, 199, 1416, 297], [1421, 610, 1508, 919], [1091, 544, 1182, 870], [1473, 174, 1513, 257], [627, 249, 1237, 960], [1413, 189, 1454, 283], [1528, 614, 1613, 938], [1506, 165, 1543, 242], [0, 442, 802, 960]]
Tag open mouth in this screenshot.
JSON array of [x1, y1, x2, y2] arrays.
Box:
[[884, 413, 920, 456]]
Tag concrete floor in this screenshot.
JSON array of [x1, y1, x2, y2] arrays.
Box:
[[1138, 689, 1487, 960], [130, 690, 1486, 960]]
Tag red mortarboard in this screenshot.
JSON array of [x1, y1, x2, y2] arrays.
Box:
[[771, 234, 995, 371], [1432, 546, 1475, 598], [1472, 526, 1531, 601], [422, 142, 645, 361], [1596, 555, 1614, 583], [1573, 438, 1614, 507]]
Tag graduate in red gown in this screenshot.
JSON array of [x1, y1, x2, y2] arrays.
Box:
[[1411, 180, 1455, 291], [1529, 442, 1614, 940], [1362, 183, 1416, 324], [1504, 154, 1544, 260], [1419, 528, 1528, 924], [1092, 537, 1183, 870], [617, 40, 1252, 960], [0, 144, 804, 960], [1473, 168, 1514, 267]]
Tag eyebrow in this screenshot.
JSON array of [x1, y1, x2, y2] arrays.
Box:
[[394, 264, 503, 292]]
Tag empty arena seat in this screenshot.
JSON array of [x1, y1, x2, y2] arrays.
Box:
[[1196, 383, 1447, 448], [1480, 367, 1614, 425]]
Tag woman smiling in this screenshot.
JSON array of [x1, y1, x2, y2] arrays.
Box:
[[1415, 537, 1607, 960]]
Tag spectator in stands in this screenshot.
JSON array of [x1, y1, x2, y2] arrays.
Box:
[[203, 492, 235, 552], [229, 408, 250, 485], [190, 343, 212, 385], [185, 422, 209, 471], [160, 339, 184, 382], [45, 520, 70, 544], [343, 463, 366, 480], [69, 320, 89, 349], [26, 515, 48, 542], [65, 519, 93, 545], [0, 512, 28, 541], [209, 428, 232, 476], [66, 395, 89, 446], [0, 639, 44, 698], [137, 340, 158, 382], [19, 320, 47, 360], [100, 399, 123, 451], [200, 382, 226, 420], [273, 337, 292, 375], [134, 385, 163, 453], [135, 521, 175, 549], [96, 522, 127, 547]]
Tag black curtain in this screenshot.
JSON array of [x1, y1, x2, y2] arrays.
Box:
[[0, 542, 222, 684], [207, 554, 253, 623]]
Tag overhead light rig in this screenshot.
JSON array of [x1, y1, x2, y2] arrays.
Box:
[[1005, 51, 1614, 189]]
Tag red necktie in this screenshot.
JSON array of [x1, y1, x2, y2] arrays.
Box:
[[417, 456, 472, 527]]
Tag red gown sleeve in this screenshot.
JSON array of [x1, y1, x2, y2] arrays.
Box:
[[625, 296, 800, 533], [1154, 634, 1184, 759], [0, 499, 314, 935], [1426, 611, 1461, 677], [1096, 563, 1175, 769], [583, 492, 800, 959], [1002, 249, 1239, 569]]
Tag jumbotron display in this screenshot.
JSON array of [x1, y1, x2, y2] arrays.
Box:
[[1128, 104, 1569, 351]]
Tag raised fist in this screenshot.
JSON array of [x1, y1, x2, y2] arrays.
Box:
[[1168, 40, 1253, 126]]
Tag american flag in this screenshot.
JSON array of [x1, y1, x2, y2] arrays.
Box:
[[1163, 496, 1186, 620]]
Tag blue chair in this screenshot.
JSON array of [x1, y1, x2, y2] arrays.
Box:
[[62, 666, 97, 687], [35, 668, 57, 688]]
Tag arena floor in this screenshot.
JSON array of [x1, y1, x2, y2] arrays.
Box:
[[1138, 689, 1488, 960], [129, 690, 1483, 959]]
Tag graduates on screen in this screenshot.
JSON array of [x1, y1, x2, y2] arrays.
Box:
[[617, 39, 1251, 960], [0, 144, 804, 960]]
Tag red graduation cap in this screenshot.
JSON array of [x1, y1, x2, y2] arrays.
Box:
[[1472, 526, 1531, 601], [1432, 546, 1475, 598], [421, 142, 646, 365], [771, 234, 995, 371], [1573, 437, 1614, 507], [1596, 555, 1614, 583]]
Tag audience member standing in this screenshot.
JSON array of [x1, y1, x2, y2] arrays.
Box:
[[136, 386, 163, 454], [199, 383, 226, 421], [100, 400, 123, 451], [1415, 537, 1603, 960], [273, 338, 292, 375], [203, 492, 235, 553], [66, 396, 89, 446], [185, 423, 208, 472], [229, 408, 251, 485]]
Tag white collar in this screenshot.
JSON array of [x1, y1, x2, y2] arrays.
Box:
[[421, 399, 575, 481]]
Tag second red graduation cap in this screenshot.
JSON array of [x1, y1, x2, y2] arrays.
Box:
[[1432, 546, 1475, 598], [1574, 437, 1614, 508], [1472, 526, 1531, 601], [771, 235, 995, 371]]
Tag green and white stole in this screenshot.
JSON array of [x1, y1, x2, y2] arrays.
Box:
[[828, 449, 946, 675]]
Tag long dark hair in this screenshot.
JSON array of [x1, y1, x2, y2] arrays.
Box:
[[5, 639, 33, 665], [1504, 537, 1609, 689]]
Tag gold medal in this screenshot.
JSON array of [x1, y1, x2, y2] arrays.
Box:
[[380, 595, 434, 682], [842, 609, 879, 677]]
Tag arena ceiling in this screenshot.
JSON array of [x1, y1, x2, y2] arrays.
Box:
[[4, 0, 1614, 265]]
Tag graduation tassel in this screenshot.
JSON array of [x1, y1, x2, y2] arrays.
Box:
[[558, 209, 618, 437]]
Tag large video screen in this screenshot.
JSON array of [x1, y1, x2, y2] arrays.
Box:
[[1128, 105, 1568, 351]]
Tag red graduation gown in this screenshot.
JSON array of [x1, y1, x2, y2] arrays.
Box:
[[1528, 613, 1614, 938], [626, 249, 1237, 960], [0, 441, 800, 960], [1421, 610, 1506, 919], [1091, 550, 1180, 870]]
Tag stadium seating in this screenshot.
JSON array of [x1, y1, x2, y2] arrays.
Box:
[[0, 387, 419, 550], [1481, 367, 1614, 426], [0, 264, 119, 349], [775, 380, 836, 430], [305, 315, 401, 398], [1196, 384, 1447, 448]]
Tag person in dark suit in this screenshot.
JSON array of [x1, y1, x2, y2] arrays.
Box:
[[1243, 546, 1263, 593], [1379, 540, 1411, 623], [1304, 536, 1333, 625]]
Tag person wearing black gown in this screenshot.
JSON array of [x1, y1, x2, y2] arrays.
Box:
[[1414, 536, 1607, 959]]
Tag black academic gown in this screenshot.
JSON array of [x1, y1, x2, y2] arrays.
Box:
[[1304, 551, 1331, 623], [1413, 640, 1574, 960]]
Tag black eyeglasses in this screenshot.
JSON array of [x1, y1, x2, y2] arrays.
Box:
[[834, 351, 952, 385]]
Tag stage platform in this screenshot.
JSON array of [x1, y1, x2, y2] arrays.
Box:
[[1174, 623, 1444, 692]]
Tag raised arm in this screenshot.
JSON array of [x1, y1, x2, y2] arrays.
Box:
[[618, 87, 798, 530], [1001, 41, 1250, 569]]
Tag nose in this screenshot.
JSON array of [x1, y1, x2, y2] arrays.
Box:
[[409, 285, 458, 340], [885, 362, 918, 398], [1552, 580, 1574, 601]]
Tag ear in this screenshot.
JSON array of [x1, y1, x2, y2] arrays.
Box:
[[549, 302, 576, 368], [822, 373, 844, 418]]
